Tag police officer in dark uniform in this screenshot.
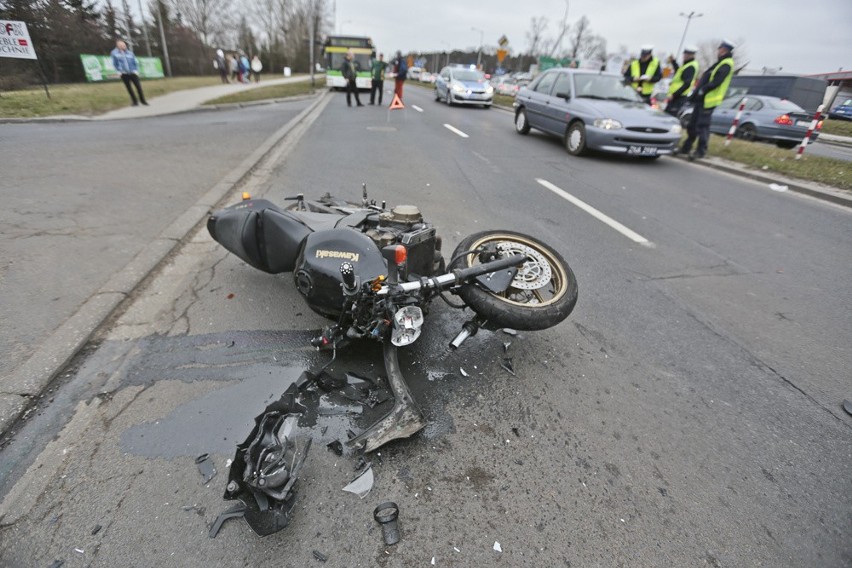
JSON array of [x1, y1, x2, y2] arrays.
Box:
[[665, 45, 699, 117], [678, 40, 735, 160]]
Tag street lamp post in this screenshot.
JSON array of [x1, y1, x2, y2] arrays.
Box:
[[675, 11, 703, 58], [471, 26, 484, 69]]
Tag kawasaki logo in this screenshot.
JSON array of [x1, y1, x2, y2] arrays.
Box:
[[315, 250, 360, 262]]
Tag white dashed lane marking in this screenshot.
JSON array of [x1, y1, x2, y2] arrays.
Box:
[[443, 124, 469, 138]]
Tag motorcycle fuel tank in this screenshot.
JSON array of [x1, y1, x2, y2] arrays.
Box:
[[294, 229, 387, 318]]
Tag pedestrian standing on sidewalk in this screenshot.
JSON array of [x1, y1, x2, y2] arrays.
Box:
[[215, 49, 229, 83], [251, 55, 263, 82], [110, 39, 148, 106], [369, 53, 387, 105], [342, 50, 364, 107], [228, 54, 239, 82]]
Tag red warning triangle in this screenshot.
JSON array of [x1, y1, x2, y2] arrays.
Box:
[[389, 94, 405, 110]]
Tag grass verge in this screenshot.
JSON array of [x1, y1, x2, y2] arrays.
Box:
[[821, 119, 852, 137], [203, 79, 319, 105], [701, 135, 850, 191], [0, 76, 222, 118]]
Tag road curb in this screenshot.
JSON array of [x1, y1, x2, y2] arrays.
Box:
[[672, 154, 852, 208], [0, 90, 331, 440]]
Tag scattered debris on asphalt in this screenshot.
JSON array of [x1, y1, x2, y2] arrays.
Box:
[[459, 367, 469, 377], [500, 359, 516, 376], [91, 524, 102, 535], [195, 453, 217, 484], [843, 399, 852, 416], [326, 440, 343, 456], [768, 183, 789, 192], [342, 464, 374, 499], [493, 541, 502, 552], [501, 328, 518, 336], [312, 550, 328, 562], [373, 501, 401, 545]]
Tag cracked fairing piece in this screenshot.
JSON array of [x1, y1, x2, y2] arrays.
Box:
[[223, 383, 312, 536]]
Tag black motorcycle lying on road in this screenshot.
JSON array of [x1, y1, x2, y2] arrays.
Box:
[[206, 185, 578, 535]]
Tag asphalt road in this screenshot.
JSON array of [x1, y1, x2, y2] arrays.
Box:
[[0, 99, 314, 427], [0, 88, 850, 567]]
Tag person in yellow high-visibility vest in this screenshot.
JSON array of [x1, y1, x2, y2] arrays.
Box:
[[623, 45, 662, 104], [677, 40, 735, 160], [665, 45, 699, 117]]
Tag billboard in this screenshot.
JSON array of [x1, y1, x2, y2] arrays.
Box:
[[80, 54, 165, 82], [1, 20, 37, 60]]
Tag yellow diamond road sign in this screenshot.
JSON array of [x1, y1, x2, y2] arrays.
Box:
[[498, 35, 509, 47]]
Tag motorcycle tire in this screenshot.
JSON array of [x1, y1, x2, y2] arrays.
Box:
[[450, 231, 577, 331]]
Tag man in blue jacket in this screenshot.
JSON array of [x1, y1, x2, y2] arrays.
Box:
[[111, 39, 148, 106]]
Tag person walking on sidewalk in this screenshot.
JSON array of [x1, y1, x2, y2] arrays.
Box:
[[370, 53, 387, 105], [678, 40, 735, 161], [342, 50, 364, 107], [110, 39, 148, 106], [391, 50, 407, 103]]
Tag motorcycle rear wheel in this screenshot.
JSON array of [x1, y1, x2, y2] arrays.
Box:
[[451, 231, 577, 330]]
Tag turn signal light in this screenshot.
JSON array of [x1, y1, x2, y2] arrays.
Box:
[[774, 114, 793, 126], [242, 192, 252, 200], [394, 245, 407, 266]]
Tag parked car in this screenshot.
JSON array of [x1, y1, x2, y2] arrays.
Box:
[[492, 75, 520, 97], [407, 66, 422, 81], [434, 66, 494, 108], [829, 98, 852, 121], [513, 68, 682, 157], [678, 95, 819, 148]]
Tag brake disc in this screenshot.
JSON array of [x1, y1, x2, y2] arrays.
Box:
[[496, 242, 552, 290]]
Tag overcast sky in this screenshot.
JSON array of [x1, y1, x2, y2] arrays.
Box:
[[334, 0, 851, 75]]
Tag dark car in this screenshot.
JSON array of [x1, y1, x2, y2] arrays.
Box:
[[829, 98, 852, 121], [513, 68, 682, 158], [679, 95, 819, 148]]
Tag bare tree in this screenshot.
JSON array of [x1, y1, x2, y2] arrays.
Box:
[[169, 0, 229, 45], [548, 0, 569, 57], [696, 38, 749, 74], [525, 16, 548, 57]]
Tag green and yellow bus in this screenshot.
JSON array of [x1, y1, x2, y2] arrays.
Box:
[[323, 35, 375, 90]]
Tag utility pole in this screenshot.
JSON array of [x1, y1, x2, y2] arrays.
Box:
[[471, 27, 483, 69], [156, 2, 172, 77]]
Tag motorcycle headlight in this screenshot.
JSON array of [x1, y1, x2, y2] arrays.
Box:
[[670, 124, 683, 134], [391, 306, 424, 346], [593, 118, 623, 130]]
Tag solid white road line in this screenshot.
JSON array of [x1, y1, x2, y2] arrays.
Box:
[[536, 178, 652, 246], [443, 124, 469, 138], [411, 105, 424, 112]]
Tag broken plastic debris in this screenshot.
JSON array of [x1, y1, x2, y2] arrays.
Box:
[[493, 541, 502, 552], [501, 328, 518, 336], [91, 524, 102, 535], [431, 557, 436, 565], [459, 368, 469, 377], [501, 359, 516, 376], [453, 547, 460, 553], [342, 465, 374, 498], [74, 549, 85, 554], [373, 501, 401, 545], [768, 183, 788, 192], [503, 341, 512, 353], [326, 440, 344, 456], [208, 502, 247, 538], [195, 453, 217, 484], [312, 550, 328, 562], [843, 399, 852, 416]]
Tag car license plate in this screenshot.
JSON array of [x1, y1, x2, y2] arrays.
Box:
[[796, 120, 811, 127], [628, 145, 657, 156]]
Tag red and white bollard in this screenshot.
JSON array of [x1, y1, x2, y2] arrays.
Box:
[[725, 97, 748, 146], [795, 104, 825, 160]]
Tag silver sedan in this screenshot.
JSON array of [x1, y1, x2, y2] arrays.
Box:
[[513, 69, 682, 158]]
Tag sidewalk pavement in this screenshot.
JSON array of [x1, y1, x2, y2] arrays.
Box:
[[95, 74, 316, 120]]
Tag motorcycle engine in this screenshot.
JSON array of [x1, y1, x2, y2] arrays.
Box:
[[365, 206, 440, 279]]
